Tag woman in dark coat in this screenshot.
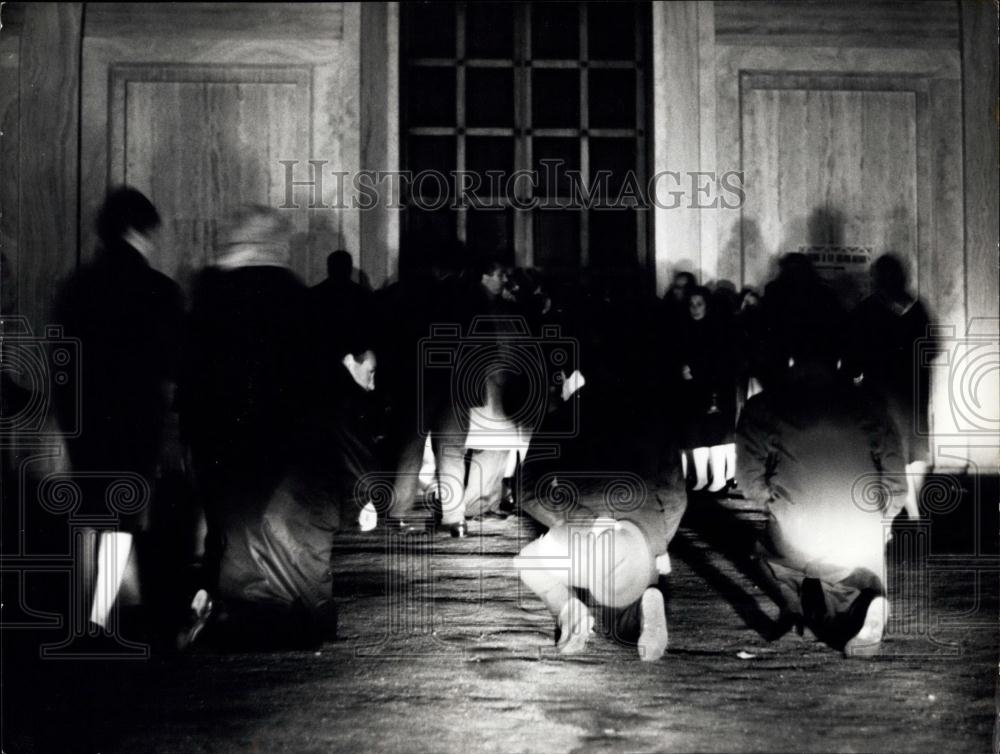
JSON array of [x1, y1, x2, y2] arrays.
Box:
[[675, 286, 737, 491]]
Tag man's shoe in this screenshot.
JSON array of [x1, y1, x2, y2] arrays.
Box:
[[637, 587, 669, 662], [844, 596, 887, 658]]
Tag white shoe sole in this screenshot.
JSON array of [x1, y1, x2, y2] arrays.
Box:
[[844, 596, 887, 657], [557, 600, 594, 655], [638, 588, 668, 662]]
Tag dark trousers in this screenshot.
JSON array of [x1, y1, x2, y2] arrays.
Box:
[[595, 583, 665, 646], [761, 551, 884, 650], [388, 390, 470, 522]]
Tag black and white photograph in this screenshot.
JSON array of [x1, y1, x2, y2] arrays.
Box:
[[1, 1, 998, 752]]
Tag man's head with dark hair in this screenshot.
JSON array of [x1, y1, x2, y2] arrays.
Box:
[[97, 186, 160, 251], [687, 285, 711, 321], [327, 249, 353, 281], [335, 326, 377, 392], [668, 270, 696, 302], [871, 254, 908, 300], [476, 256, 508, 300]]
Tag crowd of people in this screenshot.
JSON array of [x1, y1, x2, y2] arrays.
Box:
[[29, 185, 936, 660]]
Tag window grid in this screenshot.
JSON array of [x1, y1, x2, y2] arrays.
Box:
[[402, 2, 647, 270]]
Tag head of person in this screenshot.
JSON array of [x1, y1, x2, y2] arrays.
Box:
[[340, 344, 377, 392], [871, 254, 908, 301], [342, 349, 376, 392], [335, 323, 377, 391], [688, 286, 711, 321], [669, 271, 696, 302], [776, 252, 818, 290], [326, 249, 353, 282], [477, 257, 508, 300], [739, 287, 761, 310], [96, 186, 161, 259], [216, 205, 292, 269]]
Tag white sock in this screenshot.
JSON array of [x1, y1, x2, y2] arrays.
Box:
[[904, 461, 927, 519], [708, 445, 727, 491], [724, 443, 737, 480], [692, 448, 709, 490], [89, 531, 133, 628]]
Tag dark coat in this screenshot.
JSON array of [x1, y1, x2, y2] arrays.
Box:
[[759, 274, 846, 386], [53, 244, 184, 512], [180, 264, 311, 496], [676, 315, 737, 447], [848, 294, 934, 462], [308, 276, 373, 366], [736, 376, 906, 571]]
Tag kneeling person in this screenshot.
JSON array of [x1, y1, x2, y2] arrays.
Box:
[[515, 485, 685, 661], [736, 350, 905, 656]]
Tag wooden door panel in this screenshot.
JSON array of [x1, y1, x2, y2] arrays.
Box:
[[80, 5, 359, 288], [112, 68, 311, 284], [741, 85, 919, 303], [716, 46, 962, 322]]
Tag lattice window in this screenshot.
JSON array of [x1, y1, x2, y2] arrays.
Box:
[[401, 1, 649, 272]]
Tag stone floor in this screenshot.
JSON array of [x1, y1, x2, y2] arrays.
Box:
[[3, 478, 997, 753]]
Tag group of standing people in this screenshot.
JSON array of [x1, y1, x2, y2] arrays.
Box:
[[42, 185, 935, 660], [660, 254, 932, 516]]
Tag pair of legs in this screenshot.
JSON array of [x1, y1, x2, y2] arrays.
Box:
[[515, 517, 668, 661], [681, 444, 736, 492], [886, 394, 929, 520], [462, 405, 530, 518], [759, 524, 888, 656], [390, 398, 470, 526]]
